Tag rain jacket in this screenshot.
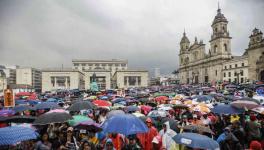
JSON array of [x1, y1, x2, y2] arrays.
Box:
[[159, 121, 177, 150], [137, 126, 158, 150]]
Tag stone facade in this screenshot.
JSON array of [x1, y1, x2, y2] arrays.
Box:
[[245, 28, 264, 81], [84, 70, 111, 90], [222, 56, 248, 83], [112, 70, 149, 89], [178, 7, 264, 84], [42, 69, 85, 92]]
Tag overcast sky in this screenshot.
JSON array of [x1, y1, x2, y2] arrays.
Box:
[[0, 0, 263, 75]]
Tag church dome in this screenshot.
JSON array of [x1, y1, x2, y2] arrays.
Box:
[[212, 8, 228, 25], [180, 32, 190, 44]]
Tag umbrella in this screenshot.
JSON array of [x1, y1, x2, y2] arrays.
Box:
[[211, 104, 244, 114], [93, 100, 111, 107], [112, 98, 126, 104], [68, 115, 92, 126], [182, 125, 214, 134], [192, 95, 213, 102], [235, 97, 261, 104], [155, 96, 169, 102], [0, 126, 38, 145], [28, 100, 41, 105], [231, 100, 259, 109], [148, 110, 169, 118], [101, 114, 148, 135], [34, 111, 72, 125], [140, 105, 152, 115], [0, 109, 15, 117], [15, 100, 28, 105], [75, 120, 102, 132], [172, 104, 188, 109], [107, 110, 125, 119], [13, 105, 35, 113], [99, 96, 109, 100], [67, 101, 96, 112], [125, 106, 140, 112], [251, 106, 264, 115], [34, 102, 60, 110], [161, 118, 180, 133], [4, 116, 36, 123], [173, 133, 219, 150], [138, 98, 149, 103], [132, 112, 145, 117]]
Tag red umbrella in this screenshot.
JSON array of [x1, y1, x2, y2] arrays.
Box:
[[140, 105, 152, 115], [93, 100, 111, 107], [155, 96, 169, 102]]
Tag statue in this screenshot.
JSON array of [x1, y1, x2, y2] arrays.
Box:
[[90, 72, 99, 92], [92, 72, 96, 82]]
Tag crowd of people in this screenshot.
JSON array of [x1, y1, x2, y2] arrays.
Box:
[[0, 83, 264, 150]]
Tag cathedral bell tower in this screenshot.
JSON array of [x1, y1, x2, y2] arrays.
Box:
[[179, 30, 190, 66], [209, 5, 232, 57]]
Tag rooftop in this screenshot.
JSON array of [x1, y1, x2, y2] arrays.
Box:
[[72, 59, 128, 63]]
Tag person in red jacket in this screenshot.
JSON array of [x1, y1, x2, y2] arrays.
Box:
[[137, 117, 159, 150]]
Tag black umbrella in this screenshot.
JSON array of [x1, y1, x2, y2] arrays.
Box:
[[67, 101, 96, 112], [34, 102, 60, 110], [7, 116, 36, 123], [34, 112, 73, 125], [13, 105, 36, 113], [183, 125, 214, 134]]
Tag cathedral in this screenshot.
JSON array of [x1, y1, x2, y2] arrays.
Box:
[[178, 6, 264, 84]]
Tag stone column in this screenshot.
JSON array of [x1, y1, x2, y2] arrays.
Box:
[[135, 77, 138, 87], [65, 77, 68, 89], [54, 77, 57, 88]]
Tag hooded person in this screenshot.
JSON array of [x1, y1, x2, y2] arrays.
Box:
[[137, 117, 159, 150], [159, 121, 177, 150], [219, 130, 243, 150]]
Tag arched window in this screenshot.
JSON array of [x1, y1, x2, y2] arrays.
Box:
[[222, 26, 225, 31], [214, 45, 218, 53], [224, 44, 227, 51], [215, 28, 218, 32]]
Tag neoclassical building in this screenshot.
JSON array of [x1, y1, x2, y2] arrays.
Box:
[[178, 7, 264, 84]]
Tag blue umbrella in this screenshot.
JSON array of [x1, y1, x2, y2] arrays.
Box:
[[112, 98, 126, 104], [15, 100, 28, 105], [0, 126, 38, 145], [13, 105, 35, 113], [46, 98, 58, 103], [192, 95, 213, 102], [101, 114, 148, 135], [125, 106, 140, 112], [99, 96, 109, 100], [211, 103, 244, 114], [106, 110, 125, 119], [28, 100, 41, 105], [34, 102, 60, 110], [173, 133, 219, 150], [0, 109, 15, 117]]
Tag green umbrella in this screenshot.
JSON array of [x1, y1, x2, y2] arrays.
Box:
[[68, 115, 92, 126]]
